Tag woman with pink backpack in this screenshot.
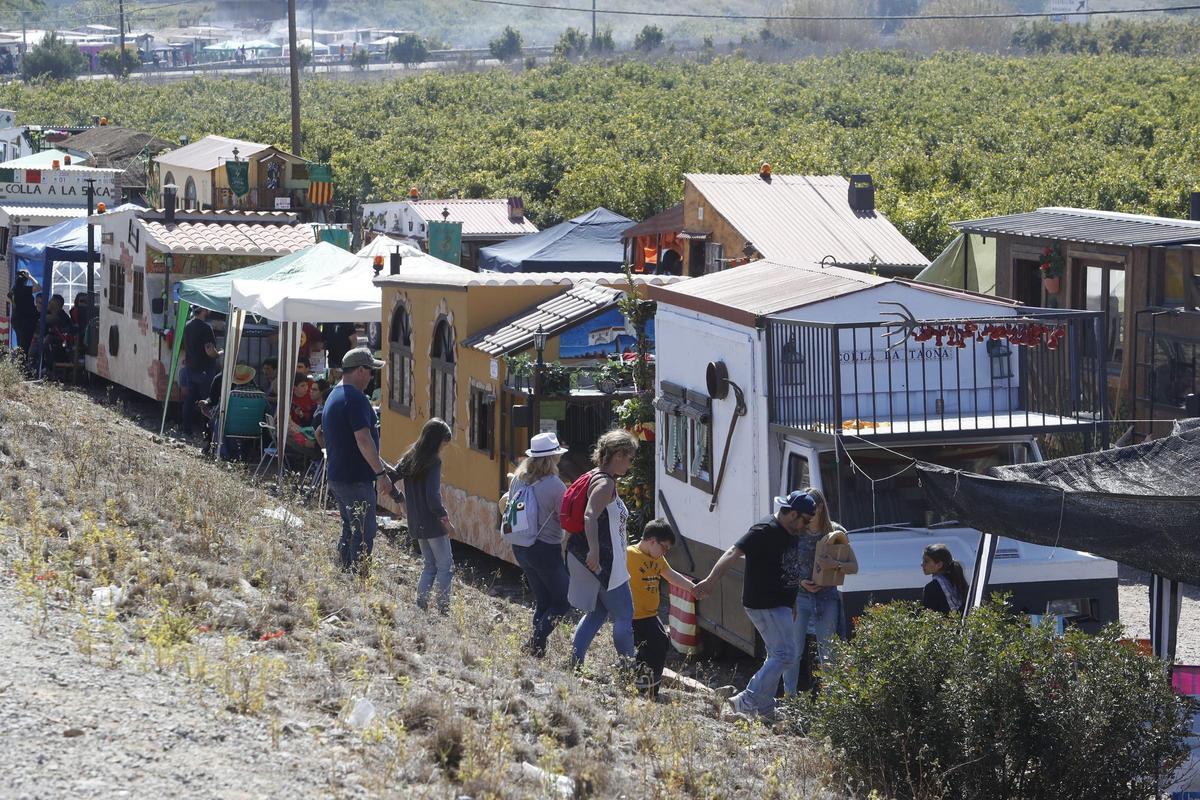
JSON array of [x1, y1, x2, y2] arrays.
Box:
[[562, 429, 640, 670]]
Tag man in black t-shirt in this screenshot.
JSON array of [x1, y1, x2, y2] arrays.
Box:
[[695, 490, 816, 718], [180, 307, 220, 438]]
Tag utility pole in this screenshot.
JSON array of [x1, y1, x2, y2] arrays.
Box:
[[592, 0, 597, 42], [287, 0, 302, 156], [85, 179, 96, 355], [311, 0, 316, 75], [118, 0, 126, 77]]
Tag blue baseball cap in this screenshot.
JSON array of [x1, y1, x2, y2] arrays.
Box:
[[773, 490, 817, 516]]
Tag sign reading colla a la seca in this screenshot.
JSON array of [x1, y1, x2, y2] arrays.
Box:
[[0, 170, 118, 205]]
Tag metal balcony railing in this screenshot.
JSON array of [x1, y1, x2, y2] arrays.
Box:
[[765, 309, 1106, 440], [212, 187, 310, 212]]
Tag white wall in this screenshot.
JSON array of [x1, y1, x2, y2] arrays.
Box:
[[654, 305, 769, 552]]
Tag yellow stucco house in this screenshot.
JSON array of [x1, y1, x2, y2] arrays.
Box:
[[373, 266, 680, 561]]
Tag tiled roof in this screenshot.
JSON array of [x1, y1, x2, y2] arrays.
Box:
[[465, 283, 624, 356], [141, 219, 316, 256], [685, 174, 929, 272], [374, 271, 684, 289], [407, 199, 539, 238], [155, 135, 273, 172], [953, 207, 1200, 247]]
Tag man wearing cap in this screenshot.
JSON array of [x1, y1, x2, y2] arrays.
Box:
[[322, 346, 393, 573], [694, 490, 816, 718]]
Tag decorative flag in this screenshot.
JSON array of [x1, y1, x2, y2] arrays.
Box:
[[25, 169, 40, 184], [308, 180, 333, 206], [225, 160, 249, 197], [0, 168, 13, 182], [427, 221, 462, 265]]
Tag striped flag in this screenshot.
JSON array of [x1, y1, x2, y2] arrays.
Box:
[[668, 582, 699, 655], [962, 531, 998, 621], [308, 181, 333, 206], [1150, 574, 1182, 661]]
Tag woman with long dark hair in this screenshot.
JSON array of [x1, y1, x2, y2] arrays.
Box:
[[399, 418, 455, 612], [921, 543, 969, 614]]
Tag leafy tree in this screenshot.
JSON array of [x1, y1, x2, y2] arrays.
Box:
[[633, 25, 664, 53], [21, 32, 85, 82], [295, 45, 312, 67], [489, 26, 523, 62], [390, 33, 428, 66], [589, 27, 615, 54], [350, 47, 369, 69], [554, 27, 588, 59], [98, 47, 139, 79]]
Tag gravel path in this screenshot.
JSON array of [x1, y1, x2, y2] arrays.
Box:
[[0, 579, 355, 800]]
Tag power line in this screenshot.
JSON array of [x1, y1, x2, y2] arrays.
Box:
[[463, 0, 1200, 22]]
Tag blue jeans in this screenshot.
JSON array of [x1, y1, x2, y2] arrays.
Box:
[[512, 540, 571, 654], [736, 606, 799, 716], [180, 365, 215, 437], [571, 581, 636, 666], [783, 587, 842, 694], [329, 480, 377, 572], [417, 535, 454, 611]]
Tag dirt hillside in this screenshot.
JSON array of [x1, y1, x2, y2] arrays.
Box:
[[0, 365, 837, 799]]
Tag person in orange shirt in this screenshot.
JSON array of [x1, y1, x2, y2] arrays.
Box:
[[626, 518, 697, 697]]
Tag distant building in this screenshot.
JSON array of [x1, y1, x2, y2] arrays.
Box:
[[361, 198, 537, 270]]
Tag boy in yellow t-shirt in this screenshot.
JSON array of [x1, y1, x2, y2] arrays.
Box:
[[627, 518, 698, 697]]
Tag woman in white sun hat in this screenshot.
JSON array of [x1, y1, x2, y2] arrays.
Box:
[[501, 431, 571, 657]]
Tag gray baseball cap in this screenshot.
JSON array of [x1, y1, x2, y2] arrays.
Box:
[[341, 346, 385, 370]]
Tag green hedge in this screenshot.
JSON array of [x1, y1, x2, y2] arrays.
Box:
[[803, 600, 1193, 800]]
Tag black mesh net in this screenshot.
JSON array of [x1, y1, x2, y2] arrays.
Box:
[[918, 421, 1200, 584]]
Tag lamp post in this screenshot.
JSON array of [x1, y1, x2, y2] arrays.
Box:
[[531, 325, 548, 442], [85, 178, 97, 355]]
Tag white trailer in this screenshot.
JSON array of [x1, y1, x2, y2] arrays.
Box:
[[648, 261, 1117, 654]]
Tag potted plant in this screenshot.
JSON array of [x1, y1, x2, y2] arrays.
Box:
[[593, 358, 629, 394], [540, 361, 573, 395], [1039, 244, 1064, 294]]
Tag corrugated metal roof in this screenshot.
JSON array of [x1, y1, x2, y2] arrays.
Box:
[[465, 282, 623, 356], [375, 271, 684, 289], [407, 199, 538, 238], [953, 207, 1200, 246], [141, 219, 315, 256], [0, 204, 88, 225], [155, 135, 273, 172], [647, 259, 888, 326], [685, 174, 929, 271]]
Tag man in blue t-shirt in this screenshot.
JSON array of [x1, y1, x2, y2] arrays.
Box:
[[322, 346, 392, 573]]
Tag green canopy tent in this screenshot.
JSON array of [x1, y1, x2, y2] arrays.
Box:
[[914, 233, 997, 295], [161, 241, 361, 435]]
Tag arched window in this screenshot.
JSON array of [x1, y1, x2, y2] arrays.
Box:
[[183, 177, 197, 209], [388, 300, 412, 416], [163, 171, 175, 206], [430, 317, 455, 426]]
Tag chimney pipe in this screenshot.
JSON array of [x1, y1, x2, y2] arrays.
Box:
[[1190, 191, 1200, 222], [390, 249, 402, 275], [163, 184, 177, 224]]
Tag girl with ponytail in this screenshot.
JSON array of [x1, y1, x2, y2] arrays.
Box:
[[920, 543, 969, 614]]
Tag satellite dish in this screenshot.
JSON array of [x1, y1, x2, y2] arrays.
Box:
[[706, 360, 729, 400]]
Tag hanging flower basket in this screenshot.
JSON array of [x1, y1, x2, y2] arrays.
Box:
[[1039, 244, 1064, 294]]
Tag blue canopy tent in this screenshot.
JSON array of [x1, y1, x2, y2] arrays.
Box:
[[11, 203, 141, 360], [478, 207, 632, 273]]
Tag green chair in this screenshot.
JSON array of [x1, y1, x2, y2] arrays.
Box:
[[220, 392, 268, 461]]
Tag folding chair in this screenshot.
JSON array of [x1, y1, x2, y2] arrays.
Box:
[[254, 420, 282, 480], [221, 393, 268, 462]]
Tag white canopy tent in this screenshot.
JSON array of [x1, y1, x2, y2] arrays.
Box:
[[218, 237, 461, 479]]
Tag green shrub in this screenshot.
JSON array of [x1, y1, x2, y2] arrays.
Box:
[[810, 600, 1193, 800], [489, 26, 523, 63], [98, 47, 140, 79], [349, 48, 369, 70], [633, 25, 664, 53], [390, 34, 428, 66], [555, 28, 589, 60]]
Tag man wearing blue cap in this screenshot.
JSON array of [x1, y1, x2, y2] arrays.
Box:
[[694, 490, 816, 718]]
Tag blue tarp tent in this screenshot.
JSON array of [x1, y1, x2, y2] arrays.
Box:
[[478, 207, 632, 273], [9, 203, 140, 353]]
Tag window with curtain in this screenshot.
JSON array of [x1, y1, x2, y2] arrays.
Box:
[[430, 317, 456, 426], [132, 269, 145, 317], [183, 177, 197, 209], [469, 386, 495, 455], [108, 259, 125, 312], [388, 301, 412, 416]]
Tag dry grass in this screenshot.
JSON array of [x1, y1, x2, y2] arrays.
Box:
[[0, 368, 844, 798]]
